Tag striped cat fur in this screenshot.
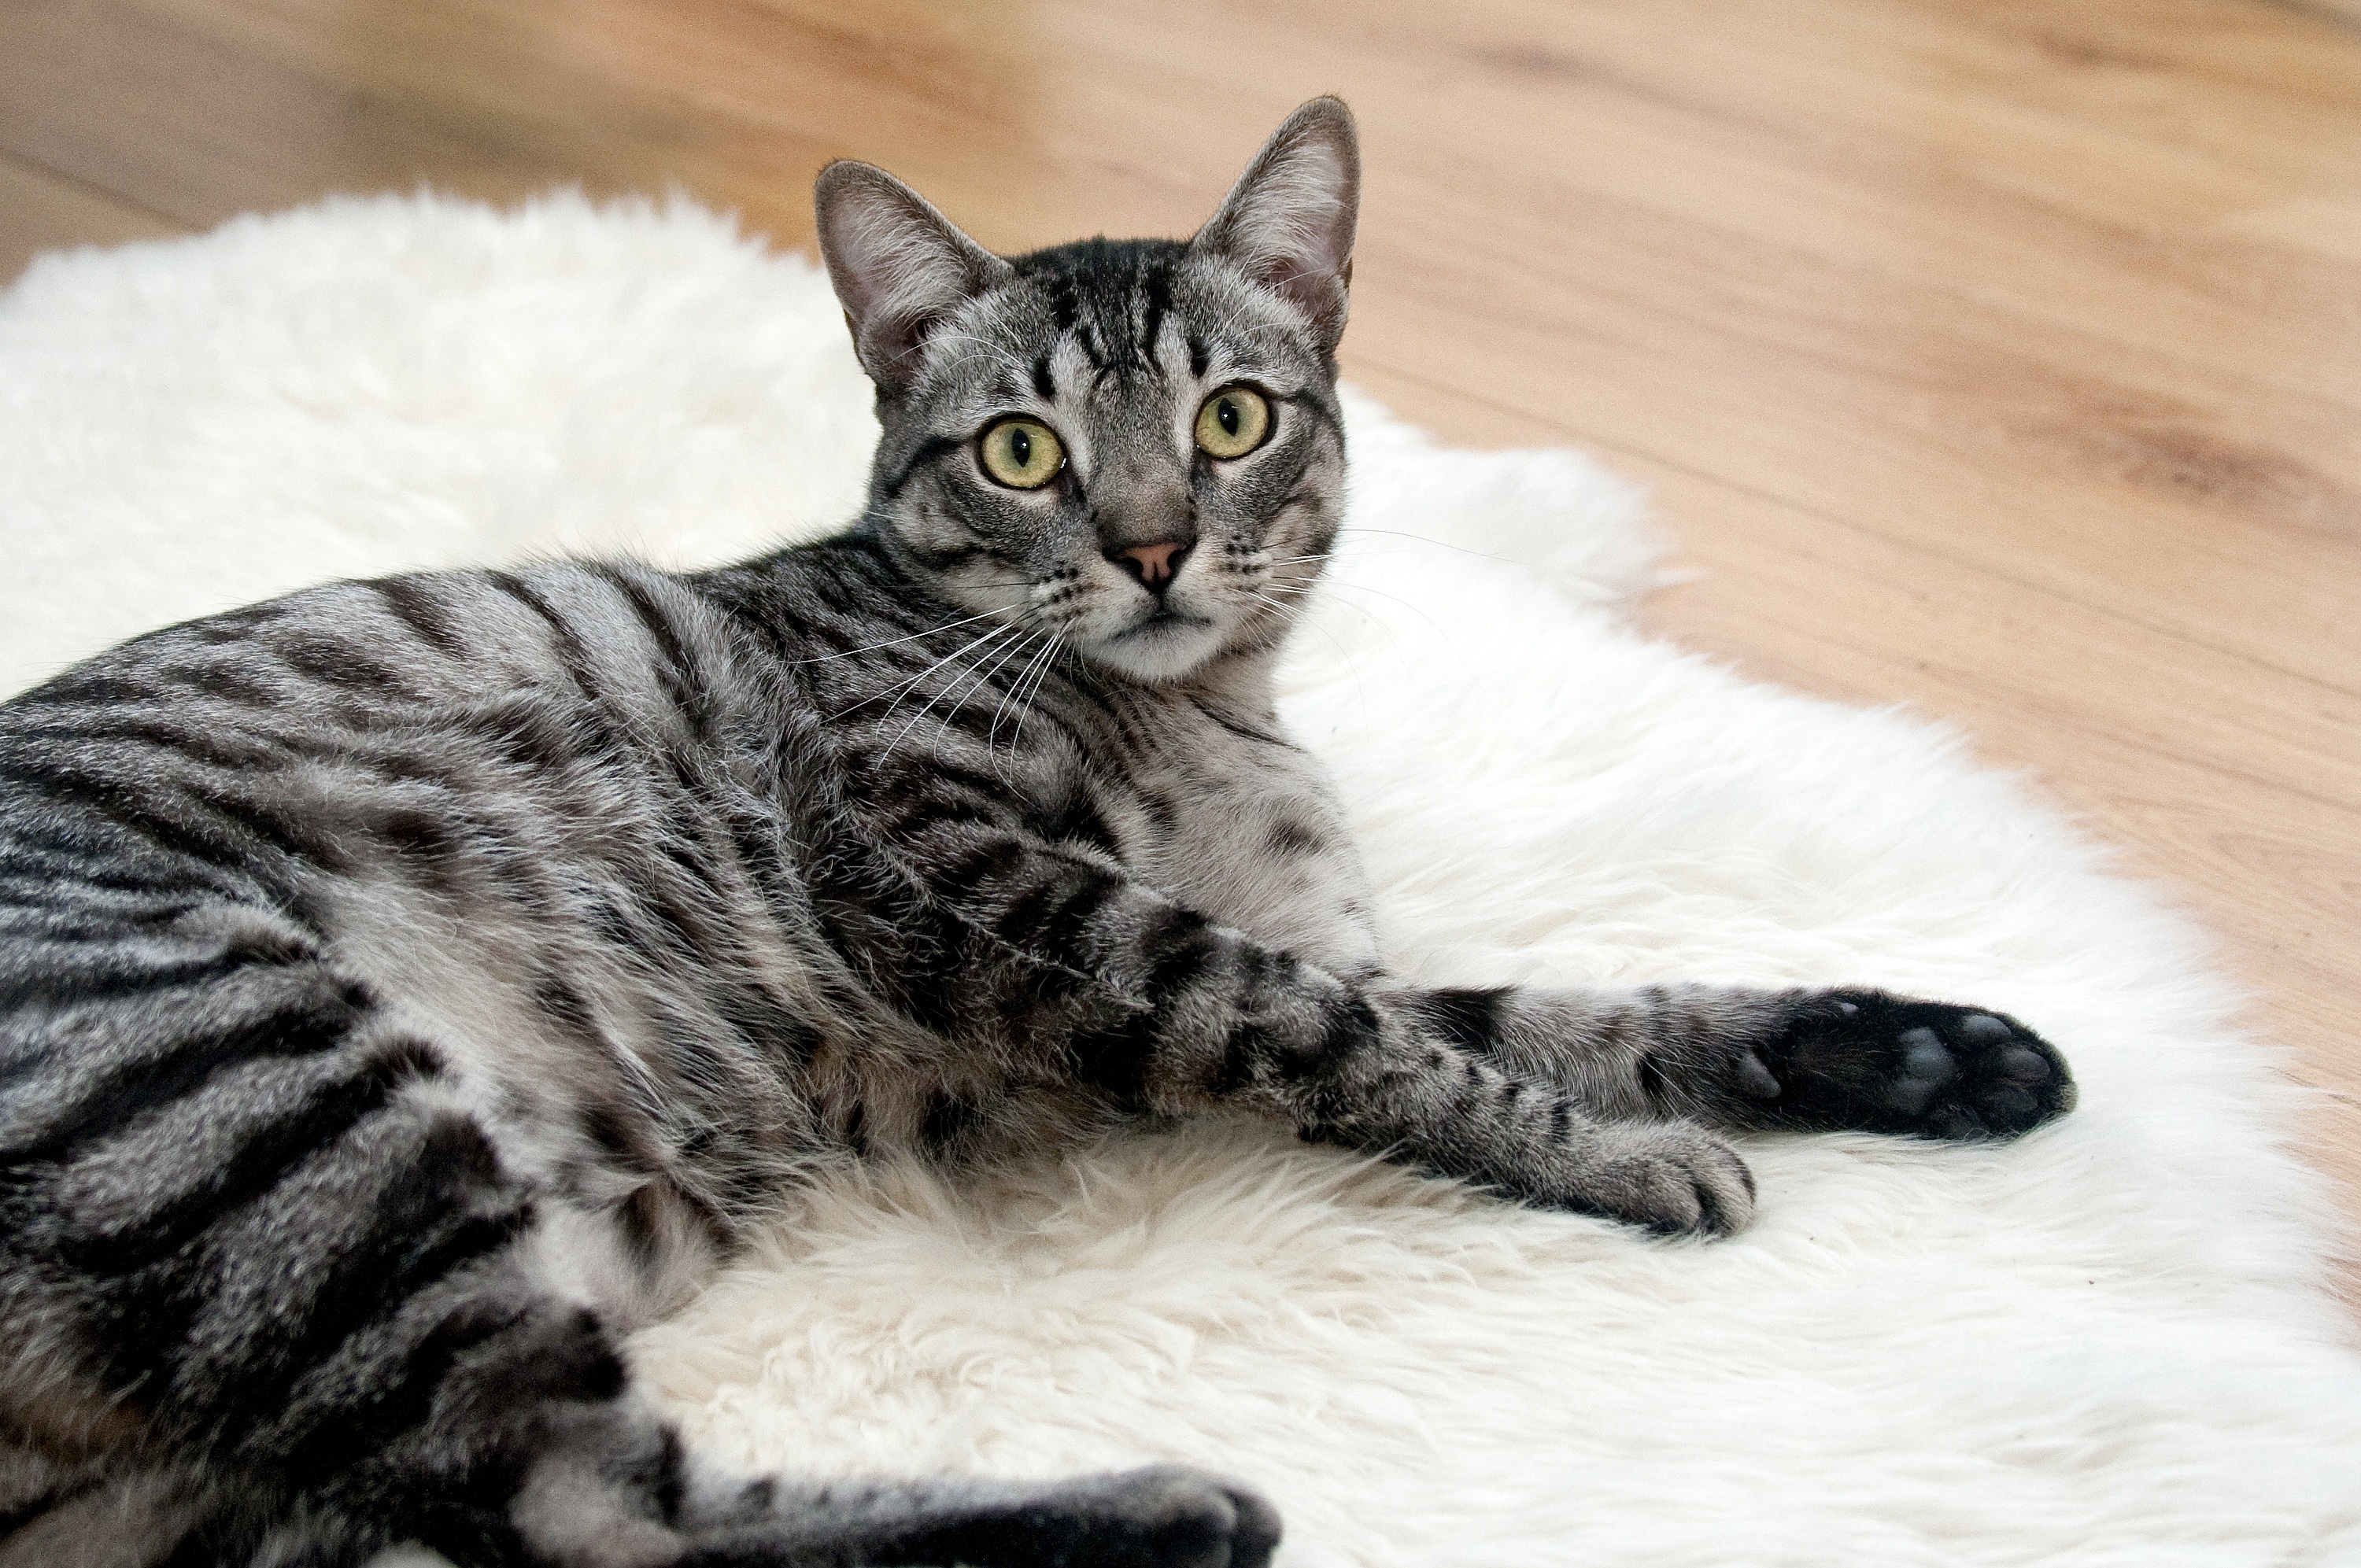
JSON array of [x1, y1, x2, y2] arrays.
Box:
[[0, 99, 2073, 1568]]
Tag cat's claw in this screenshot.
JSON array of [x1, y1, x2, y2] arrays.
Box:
[[1748, 991, 2075, 1138]]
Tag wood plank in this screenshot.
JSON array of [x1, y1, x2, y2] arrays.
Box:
[[0, 152, 185, 283], [1067, 0, 2361, 407], [1343, 194, 2361, 691], [0, 0, 789, 223]]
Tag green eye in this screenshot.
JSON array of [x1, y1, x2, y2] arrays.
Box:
[[1195, 386, 1272, 459], [978, 418, 1065, 489]]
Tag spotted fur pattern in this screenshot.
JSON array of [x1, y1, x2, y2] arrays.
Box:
[[0, 100, 2072, 1567]]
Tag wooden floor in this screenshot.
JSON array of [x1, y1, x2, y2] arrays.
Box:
[[5, 0, 2357, 1284]]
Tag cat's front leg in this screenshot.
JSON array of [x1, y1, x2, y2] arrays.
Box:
[[1392, 983, 2077, 1140], [845, 808, 1756, 1235], [1088, 936, 1762, 1238]]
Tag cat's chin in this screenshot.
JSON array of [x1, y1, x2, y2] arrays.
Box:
[[1082, 607, 1229, 684]]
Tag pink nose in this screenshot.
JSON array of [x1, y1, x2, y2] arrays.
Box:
[[1115, 540, 1188, 588]]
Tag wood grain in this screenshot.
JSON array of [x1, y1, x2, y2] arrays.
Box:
[[0, 152, 183, 282], [2, 0, 2355, 1289]]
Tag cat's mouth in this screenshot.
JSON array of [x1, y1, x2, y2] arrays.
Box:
[[1081, 600, 1227, 684], [1116, 605, 1212, 639]]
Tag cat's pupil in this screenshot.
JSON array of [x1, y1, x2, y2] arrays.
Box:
[[1011, 427, 1032, 467], [1218, 400, 1239, 437]]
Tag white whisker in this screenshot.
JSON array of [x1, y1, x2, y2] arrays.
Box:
[[795, 608, 1003, 666], [1340, 525, 1523, 565], [989, 633, 1059, 758], [1009, 635, 1066, 751], [837, 622, 1014, 721], [1250, 589, 1370, 720], [874, 622, 1027, 763]]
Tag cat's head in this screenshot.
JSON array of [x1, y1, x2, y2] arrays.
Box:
[[815, 98, 1358, 684]]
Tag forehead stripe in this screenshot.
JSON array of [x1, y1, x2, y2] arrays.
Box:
[[878, 434, 964, 502], [1140, 264, 1172, 371]]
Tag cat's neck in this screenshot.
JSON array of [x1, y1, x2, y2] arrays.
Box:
[[1157, 642, 1283, 719]]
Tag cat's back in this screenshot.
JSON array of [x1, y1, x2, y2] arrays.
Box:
[[0, 555, 761, 775], [0, 554, 819, 904]]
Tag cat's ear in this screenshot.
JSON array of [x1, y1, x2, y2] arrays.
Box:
[[814, 160, 1012, 392], [1192, 97, 1361, 350]]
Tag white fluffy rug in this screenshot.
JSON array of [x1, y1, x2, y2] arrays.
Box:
[[6, 194, 2360, 1566]]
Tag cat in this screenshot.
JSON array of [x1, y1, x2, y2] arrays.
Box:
[[0, 97, 2074, 1568]]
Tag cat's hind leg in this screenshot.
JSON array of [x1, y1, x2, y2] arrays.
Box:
[[0, 957, 1277, 1568]]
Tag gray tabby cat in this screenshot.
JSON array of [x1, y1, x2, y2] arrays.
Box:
[[0, 98, 2073, 1568]]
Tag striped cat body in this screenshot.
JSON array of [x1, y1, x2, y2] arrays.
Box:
[[0, 101, 2072, 1567]]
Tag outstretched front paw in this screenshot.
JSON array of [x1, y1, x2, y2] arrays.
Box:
[[1554, 1122, 1757, 1238], [1748, 991, 2075, 1138]]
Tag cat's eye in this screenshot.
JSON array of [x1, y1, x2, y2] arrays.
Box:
[[977, 417, 1065, 489], [1194, 386, 1273, 459]]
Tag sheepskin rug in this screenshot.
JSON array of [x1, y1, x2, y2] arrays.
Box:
[[5, 194, 2359, 1567]]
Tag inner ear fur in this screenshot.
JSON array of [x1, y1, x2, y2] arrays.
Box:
[[1192, 96, 1362, 351], [814, 160, 1011, 392]]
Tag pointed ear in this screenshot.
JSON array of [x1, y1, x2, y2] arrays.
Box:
[[814, 160, 1012, 392], [1192, 97, 1361, 350]]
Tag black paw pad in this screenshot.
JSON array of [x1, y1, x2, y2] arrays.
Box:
[[1995, 1045, 2053, 1085], [1732, 1050, 1783, 1100], [1885, 1027, 1960, 1115], [1759, 991, 2075, 1140]]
